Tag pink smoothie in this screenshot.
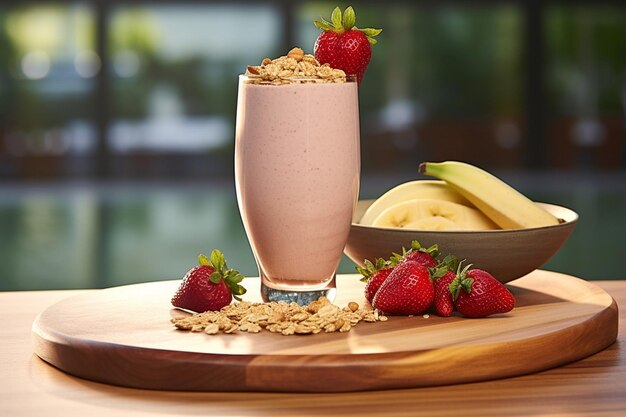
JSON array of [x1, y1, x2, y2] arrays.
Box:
[[235, 78, 360, 290]]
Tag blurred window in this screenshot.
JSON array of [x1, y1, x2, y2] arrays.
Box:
[[298, 3, 525, 171], [546, 6, 626, 169], [0, 2, 625, 179], [108, 5, 280, 177], [0, 4, 97, 177]]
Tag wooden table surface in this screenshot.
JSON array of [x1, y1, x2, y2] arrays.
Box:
[[1, 279, 625, 417]]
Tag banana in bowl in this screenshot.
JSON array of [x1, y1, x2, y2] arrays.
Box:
[[345, 200, 577, 283], [345, 161, 578, 283]]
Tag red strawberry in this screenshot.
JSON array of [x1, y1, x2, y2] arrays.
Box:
[[404, 251, 438, 268], [450, 267, 515, 318], [433, 271, 456, 317], [430, 255, 461, 317], [313, 6, 382, 84], [372, 261, 434, 316], [392, 240, 439, 268], [356, 258, 395, 304], [171, 250, 246, 313]]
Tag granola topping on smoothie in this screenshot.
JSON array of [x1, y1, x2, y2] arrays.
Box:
[[245, 47, 347, 85]]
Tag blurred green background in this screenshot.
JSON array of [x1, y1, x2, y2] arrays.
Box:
[[1, 1, 625, 290]]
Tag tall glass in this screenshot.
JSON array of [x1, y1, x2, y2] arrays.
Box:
[[235, 76, 360, 304]]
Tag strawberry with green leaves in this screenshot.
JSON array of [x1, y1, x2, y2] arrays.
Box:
[[171, 250, 246, 313], [430, 255, 461, 317], [450, 266, 515, 318], [356, 257, 396, 304], [392, 240, 440, 268], [314, 6, 382, 84], [372, 261, 434, 316]]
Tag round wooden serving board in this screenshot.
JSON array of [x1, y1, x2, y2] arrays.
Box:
[[32, 270, 618, 393]]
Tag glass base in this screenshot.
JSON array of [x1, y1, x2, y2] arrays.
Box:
[[260, 282, 336, 305]]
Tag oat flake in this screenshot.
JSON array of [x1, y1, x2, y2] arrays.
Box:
[[244, 47, 347, 85], [171, 296, 386, 336]]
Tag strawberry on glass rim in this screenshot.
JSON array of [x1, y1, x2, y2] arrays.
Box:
[[314, 6, 382, 85]]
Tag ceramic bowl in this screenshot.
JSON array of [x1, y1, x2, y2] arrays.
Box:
[[344, 200, 578, 283]]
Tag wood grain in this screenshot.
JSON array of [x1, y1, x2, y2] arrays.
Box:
[[0, 281, 623, 416], [31, 270, 618, 393]]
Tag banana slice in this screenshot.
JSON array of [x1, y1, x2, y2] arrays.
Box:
[[371, 198, 500, 231], [360, 180, 471, 226], [409, 216, 459, 231], [420, 161, 559, 229]]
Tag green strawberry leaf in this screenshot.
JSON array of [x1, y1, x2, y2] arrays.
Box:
[[426, 244, 439, 258], [210, 249, 225, 272], [315, 6, 382, 49], [439, 254, 461, 272], [361, 28, 383, 37], [388, 254, 401, 267], [356, 265, 369, 281], [408, 240, 439, 258], [449, 279, 461, 301], [430, 264, 448, 279], [357, 257, 391, 282], [229, 274, 244, 284], [198, 254, 211, 266], [461, 277, 474, 294], [357, 259, 373, 280], [342, 6, 356, 30], [314, 19, 333, 31], [359, 27, 382, 45], [375, 257, 387, 270], [209, 272, 222, 284], [457, 261, 473, 277], [449, 273, 464, 301], [410, 240, 423, 250], [227, 282, 244, 294], [331, 7, 342, 29], [448, 262, 474, 300], [223, 265, 247, 300], [389, 253, 403, 266], [226, 277, 247, 299], [197, 249, 248, 301]]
